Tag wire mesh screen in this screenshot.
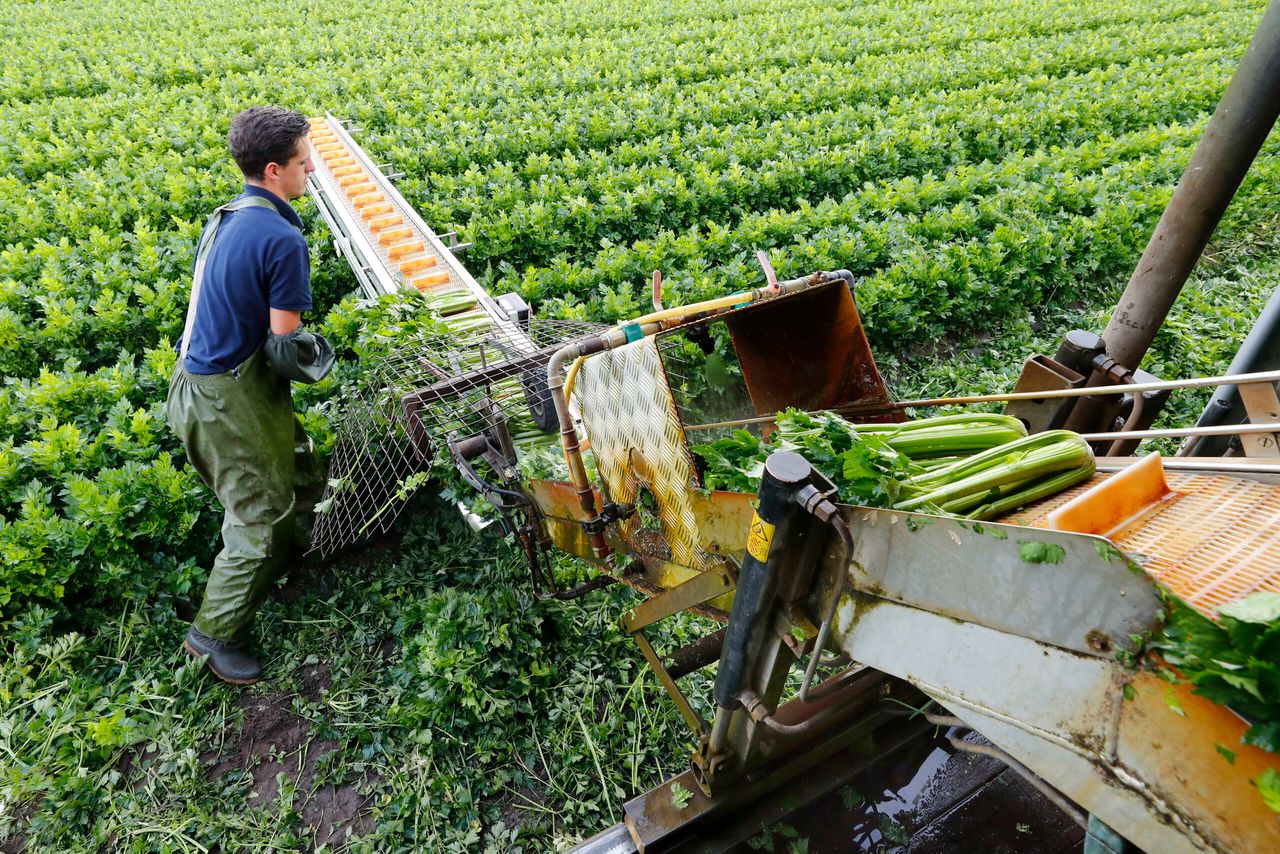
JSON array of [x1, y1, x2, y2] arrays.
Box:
[[657, 325, 764, 445], [309, 318, 606, 558]]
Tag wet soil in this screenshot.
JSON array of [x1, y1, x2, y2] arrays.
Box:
[[730, 727, 1084, 853], [201, 661, 376, 850]]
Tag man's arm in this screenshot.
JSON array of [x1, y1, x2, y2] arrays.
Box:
[[265, 232, 312, 335], [270, 308, 302, 334]]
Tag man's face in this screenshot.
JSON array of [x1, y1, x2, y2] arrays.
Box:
[[270, 137, 315, 199]]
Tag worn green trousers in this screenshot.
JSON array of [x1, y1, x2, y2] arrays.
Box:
[[166, 345, 324, 641]]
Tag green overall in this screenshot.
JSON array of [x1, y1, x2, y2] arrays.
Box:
[[166, 196, 324, 642]]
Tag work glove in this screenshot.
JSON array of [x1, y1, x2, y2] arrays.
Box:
[[265, 325, 336, 384]]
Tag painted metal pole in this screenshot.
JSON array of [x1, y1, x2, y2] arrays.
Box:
[[1101, 0, 1280, 371]]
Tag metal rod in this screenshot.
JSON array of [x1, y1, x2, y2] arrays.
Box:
[[947, 736, 1089, 829], [799, 514, 853, 702], [682, 369, 1280, 431], [665, 628, 727, 680], [1082, 422, 1280, 441], [739, 688, 854, 737], [1099, 0, 1280, 373], [1102, 376, 1144, 457], [1097, 457, 1280, 473], [923, 713, 1088, 829]]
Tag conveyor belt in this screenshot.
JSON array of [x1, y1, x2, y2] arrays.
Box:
[[304, 114, 505, 328], [1006, 470, 1280, 618]]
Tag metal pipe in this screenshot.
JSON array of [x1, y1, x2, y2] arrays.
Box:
[[547, 333, 614, 558], [923, 713, 1087, 827], [932, 726, 1090, 829], [1068, 1, 1280, 432], [799, 514, 853, 702], [1096, 457, 1280, 474], [1101, 0, 1280, 372], [738, 688, 857, 737], [706, 706, 733, 760], [628, 270, 824, 327], [1102, 376, 1144, 457], [1083, 422, 1280, 442], [665, 628, 727, 680], [682, 369, 1280, 431], [1183, 282, 1280, 456]]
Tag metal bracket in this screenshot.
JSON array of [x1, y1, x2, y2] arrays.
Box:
[[622, 563, 737, 633], [1238, 380, 1280, 456], [581, 501, 632, 535], [437, 231, 473, 253], [376, 162, 406, 181], [624, 564, 739, 738]]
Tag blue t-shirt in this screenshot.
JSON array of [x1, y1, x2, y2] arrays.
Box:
[[182, 184, 313, 375]]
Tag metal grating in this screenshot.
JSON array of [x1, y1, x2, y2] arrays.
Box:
[[656, 327, 762, 444], [307, 116, 469, 298], [309, 318, 605, 558], [1007, 471, 1280, 617], [575, 337, 719, 573]]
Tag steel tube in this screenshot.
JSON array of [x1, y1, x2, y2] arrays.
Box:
[[712, 452, 814, 710], [1101, 0, 1280, 372], [682, 369, 1280, 431], [1083, 421, 1280, 442], [547, 335, 613, 557], [1184, 282, 1280, 456]]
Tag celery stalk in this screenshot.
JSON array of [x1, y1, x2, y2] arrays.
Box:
[[963, 460, 1096, 519], [893, 431, 1092, 512]]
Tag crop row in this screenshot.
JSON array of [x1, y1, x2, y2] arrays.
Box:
[[506, 124, 1280, 340], [358, 0, 1255, 176], [0, 0, 1175, 107], [0, 37, 1247, 399], [0, 1, 1251, 313], [0, 2, 1248, 401], [0, 0, 1247, 266], [0, 0, 1249, 185], [415, 42, 1243, 271]]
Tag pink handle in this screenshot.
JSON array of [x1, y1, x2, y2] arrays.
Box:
[[756, 250, 780, 293]]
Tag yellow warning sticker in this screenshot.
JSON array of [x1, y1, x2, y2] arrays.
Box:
[[746, 513, 775, 563]]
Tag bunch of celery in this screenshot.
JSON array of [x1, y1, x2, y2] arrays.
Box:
[[692, 409, 1094, 520]]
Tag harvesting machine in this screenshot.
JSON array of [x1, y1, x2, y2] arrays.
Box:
[[302, 5, 1280, 851]]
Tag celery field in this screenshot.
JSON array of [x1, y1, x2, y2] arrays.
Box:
[[2, 0, 1278, 850]]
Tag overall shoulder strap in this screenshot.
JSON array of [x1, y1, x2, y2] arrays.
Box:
[[179, 196, 285, 361]]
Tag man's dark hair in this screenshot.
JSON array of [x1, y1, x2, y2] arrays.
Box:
[[228, 106, 310, 180]]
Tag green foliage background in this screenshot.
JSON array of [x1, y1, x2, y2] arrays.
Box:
[[2, 0, 1278, 849]]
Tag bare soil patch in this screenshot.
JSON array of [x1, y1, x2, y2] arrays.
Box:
[[202, 662, 376, 849]]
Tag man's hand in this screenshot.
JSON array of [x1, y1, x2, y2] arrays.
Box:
[[269, 308, 302, 335]]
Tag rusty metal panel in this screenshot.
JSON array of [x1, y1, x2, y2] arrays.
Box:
[[833, 507, 1163, 657], [687, 489, 756, 560], [1003, 354, 1086, 433], [724, 280, 899, 419], [823, 594, 1279, 853]]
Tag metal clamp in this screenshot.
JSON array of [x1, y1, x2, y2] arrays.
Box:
[[438, 231, 473, 253], [580, 501, 633, 535]]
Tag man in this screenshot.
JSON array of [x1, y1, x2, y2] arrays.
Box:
[[167, 106, 332, 685]]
